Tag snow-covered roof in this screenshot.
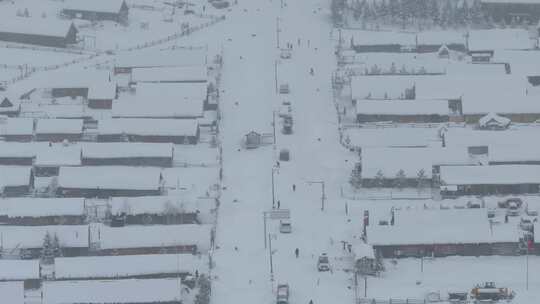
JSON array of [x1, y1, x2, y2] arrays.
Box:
[[97, 224, 211, 251], [131, 66, 208, 83], [81, 143, 173, 159], [0, 18, 74, 38], [110, 195, 215, 216], [468, 29, 534, 51], [0, 260, 40, 280], [35, 146, 81, 166], [478, 112, 511, 127], [0, 198, 85, 218], [98, 118, 199, 136], [87, 83, 117, 100], [353, 243, 375, 259], [0, 142, 36, 158], [57, 167, 162, 190], [112, 83, 206, 118], [440, 165, 540, 185], [443, 127, 538, 147], [344, 30, 465, 47], [0, 166, 32, 188], [43, 278, 182, 304], [0, 282, 24, 304], [368, 209, 519, 246], [481, 0, 540, 3], [36, 119, 83, 135], [488, 145, 540, 163], [345, 126, 441, 148], [64, 0, 126, 14], [115, 49, 207, 69], [0, 225, 88, 249], [351, 76, 416, 100], [54, 254, 207, 279], [356, 99, 450, 116], [0, 118, 33, 136]]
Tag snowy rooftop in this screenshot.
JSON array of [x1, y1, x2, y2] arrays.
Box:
[[110, 195, 215, 216], [131, 66, 208, 83], [0, 198, 85, 218], [0, 225, 88, 249], [345, 126, 441, 148], [0, 18, 74, 38], [0, 282, 24, 304], [368, 208, 520, 246], [353, 243, 375, 259], [82, 143, 173, 159], [35, 145, 82, 166], [0, 260, 40, 280], [98, 118, 199, 136], [97, 224, 211, 251], [443, 127, 539, 147], [351, 76, 416, 100], [87, 83, 117, 100], [488, 145, 540, 163], [64, 0, 126, 14], [115, 49, 207, 68], [468, 29, 534, 50], [0, 142, 37, 158], [57, 166, 162, 190], [43, 279, 182, 304], [0, 118, 34, 136], [356, 99, 450, 116], [36, 119, 83, 135], [54, 254, 207, 279], [0, 166, 32, 188], [440, 165, 540, 185]]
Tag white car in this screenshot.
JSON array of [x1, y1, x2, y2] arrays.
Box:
[[279, 220, 292, 233], [317, 253, 330, 271]]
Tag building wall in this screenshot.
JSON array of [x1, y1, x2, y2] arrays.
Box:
[[125, 213, 199, 225], [3, 185, 30, 197], [97, 245, 198, 256], [357, 113, 450, 123], [3, 135, 33, 142], [51, 87, 88, 98], [97, 134, 199, 144], [0, 32, 68, 48], [82, 157, 173, 167], [35, 133, 82, 143], [465, 113, 540, 124], [375, 242, 519, 258], [3, 215, 85, 226], [444, 184, 540, 196], [88, 99, 113, 109], [0, 157, 34, 166], [57, 187, 162, 198]]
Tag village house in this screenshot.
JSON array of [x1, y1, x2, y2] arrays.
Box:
[[34, 146, 81, 177], [62, 0, 129, 24], [114, 48, 208, 74], [367, 209, 520, 258], [0, 198, 86, 226], [56, 166, 163, 198], [0, 18, 77, 48], [0, 166, 33, 197], [54, 254, 207, 280], [0, 225, 89, 258], [0, 260, 40, 290], [81, 143, 173, 167], [353, 243, 382, 276], [355, 99, 462, 124], [0, 118, 34, 142], [0, 143, 36, 165], [42, 279, 182, 304], [109, 195, 215, 226], [95, 224, 211, 255], [35, 119, 84, 142], [97, 118, 200, 144], [0, 96, 21, 117], [439, 165, 540, 196]]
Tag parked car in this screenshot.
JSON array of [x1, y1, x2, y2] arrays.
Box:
[[279, 219, 292, 233], [279, 149, 290, 161], [276, 284, 289, 304], [498, 197, 523, 209], [519, 218, 534, 232], [466, 200, 482, 209], [448, 292, 467, 303], [507, 201, 521, 216], [317, 253, 330, 271], [280, 49, 292, 59], [279, 83, 290, 94]]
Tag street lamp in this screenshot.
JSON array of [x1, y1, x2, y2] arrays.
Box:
[[307, 180, 326, 211]]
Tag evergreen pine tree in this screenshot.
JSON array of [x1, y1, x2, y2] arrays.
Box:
[[374, 170, 385, 188], [194, 275, 211, 304], [428, 0, 440, 28], [41, 232, 54, 264], [394, 169, 407, 189], [389, 0, 400, 24], [52, 233, 63, 258]]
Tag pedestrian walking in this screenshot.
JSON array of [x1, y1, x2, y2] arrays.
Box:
[[307, 39, 310, 47], [309, 300, 313, 304], [277, 200, 281, 209], [276, 161, 280, 168], [297, 38, 300, 46], [295, 248, 299, 258], [292, 184, 296, 192]]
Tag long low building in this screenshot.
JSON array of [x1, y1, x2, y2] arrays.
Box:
[[95, 224, 211, 255], [56, 167, 163, 198], [43, 279, 182, 304], [368, 208, 520, 258], [81, 143, 174, 167], [0, 18, 77, 48], [0, 198, 86, 225], [54, 254, 207, 280], [440, 165, 540, 195], [114, 48, 208, 74], [355, 99, 457, 123], [97, 119, 200, 144]]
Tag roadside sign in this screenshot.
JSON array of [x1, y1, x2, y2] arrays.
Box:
[[268, 209, 290, 220]]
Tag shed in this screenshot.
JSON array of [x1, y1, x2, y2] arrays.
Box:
[[81, 143, 173, 167], [478, 113, 511, 130], [87, 83, 117, 109], [0, 198, 86, 225], [62, 0, 129, 23], [244, 131, 262, 149], [438, 44, 450, 59], [0, 18, 77, 48], [35, 119, 84, 142], [0, 166, 33, 197], [0, 260, 40, 289], [34, 146, 82, 176], [0, 118, 34, 142], [54, 254, 207, 280], [353, 243, 381, 276], [43, 279, 182, 304], [56, 166, 163, 198], [96, 224, 211, 255], [0, 96, 20, 117], [97, 119, 200, 144]]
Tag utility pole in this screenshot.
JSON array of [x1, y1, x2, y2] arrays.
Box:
[[276, 17, 280, 49], [271, 167, 278, 209], [272, 111, 276, 149], [364, 276, 367, 297], [274, 60, 278, 94], [526, 242, 529, 290]]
